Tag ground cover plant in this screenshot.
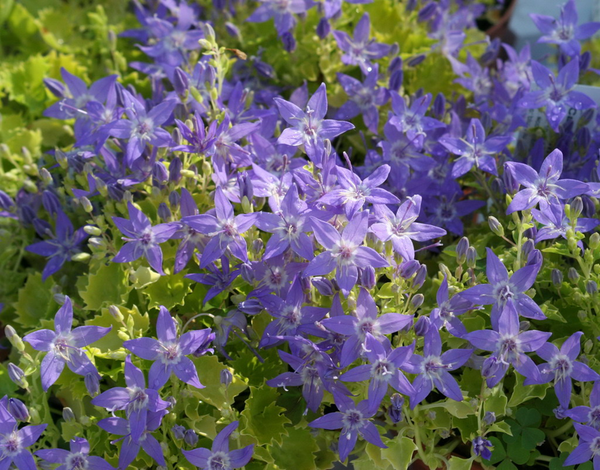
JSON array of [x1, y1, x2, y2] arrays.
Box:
[[4, 0, 600, 469]]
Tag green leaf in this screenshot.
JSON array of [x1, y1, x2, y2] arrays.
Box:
[[485, 437, 506, 465], [240, 383, 291, 446], [85, 305, 149, 355], [506, 441, 530, 465], [496, 459, 518, 470], [366, 441, 388, 468], [521, 427, 545, 451], [453, 415, 478, 442], [487, 421, 512, 436], [507, 373, 549, 407], [143, 271, 190, 310], [447, 456, 473, 470], [13, 272, 56, 328], [438, 400, 476, 419], [269, 426, 319, 470], [191, 355, 247, 408], [484, 389, 507, 419], [80, 263, 131, 310], [515, 407, 541, 428], [540, 302, 567, 323], [380, 437, 417, 470]]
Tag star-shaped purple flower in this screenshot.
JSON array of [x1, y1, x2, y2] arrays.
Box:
[[123, 306, 212, 390], [567, 381, 600, 430], [182, 421, 254, 470], [91, 355, 170, 441], [304, 212, 388, 296], [22, 296, 111, 392], [527, 331, 599, 408], [531, 0, 600, 57], [274, 83, 354, 166], [564, 423, 600, 468], [504, 149, 589, 214], [36, 437, 115, 470], [112, 202, 178, 275], [0, 403, 46, 470], [246, 0, 314, 36]]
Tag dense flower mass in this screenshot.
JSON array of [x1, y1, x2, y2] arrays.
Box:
[[3, 0, 600, 468]]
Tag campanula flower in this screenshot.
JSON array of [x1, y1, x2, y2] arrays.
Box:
[[36, 437, 115, 470], [0, 403, 46, 470], [563, 424, 600, 468], [567, 381, 600, 429], [246, 0, 314, 36], [22, 296, 110, 392]]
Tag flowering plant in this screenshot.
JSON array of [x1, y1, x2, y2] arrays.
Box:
[[3, 0, 600, 469]]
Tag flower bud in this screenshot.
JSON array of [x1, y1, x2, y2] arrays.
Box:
[[169, 157, 183, 184], [521, 239, 534, 259], [5, 325, 25, 352], [108, 306, 123, 325], [400, 260, 420, 279], [88, 237, 105, 248], [359, 266, 376, 290], [153, 162, 168, 184], [406, 54, 426, 67], [414, 316, 430, 336], [466, 247, 477, 269], [590, 233, 600, 250], [39, 168, 53, 186], [388, 56, 402, 74], [418, 2, 437, 21], [169, 190, 181, 209], [503, 166, 519, 195], [240, 263, 255, 284], [53, 293, 66, 305], [456, 237, 469, 265], [316, 17, 330, 39], [586, 280, 598, 295], [72, 252, 91, 263], [84, 225, 102, 236], [281, 32, 296, 53], [43, 77, 66, 98], [172, 425, 186, 440], [389, 70, 403, 92], [412, 265, 427, 290], [173, 68, 189, 96], [158, 203, 172, 223], [8, 363, 27, 388], [427, 411, 436, 420], [221, 369, 233, 388], [412, 294, 424, 309], [312, 277, 335, 296], [84, 373, 100, 396], [488, 216, 504, 237], [527, 249, 542, 266], [483, 411, 496, 425], [238, 298, 263, 315], [568, 267, 579, 283], [554, 406, 569, 420], [184, 429, 198, 446], [8, 398, 29, 421], [251, 239, 264, 254], [571, 197, 583, 219], [388, 394, 404, 423], [62, 407, 76, 422], [42, 191, 61, 215], [519, 321, 530, 332], [80, 197, 93, 213], [482, 356, 500, 378]]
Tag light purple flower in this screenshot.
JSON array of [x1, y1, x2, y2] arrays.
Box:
[[112, 202, 178, 275], [123, 306, 212, 390], [247, 0, 314, 36], [22, 296, 111, 392], [182, 421, 254, 470], [303, 212, 388, 296], [563, 423, 600, 468], [567, 381, 600, 429], [0, 403, 46, 470], [36, 437, 115, 470]]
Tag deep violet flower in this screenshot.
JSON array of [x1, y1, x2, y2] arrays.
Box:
[[36, 437, 115, 470], [123, 306, 212, 390], [22, 296, 111, 392], [182, 421, 254, 470]]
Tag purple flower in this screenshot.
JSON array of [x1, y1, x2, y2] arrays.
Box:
[[388, 92, 445, 150], [379, 122, 437, 175], [259, 277, 327, 348], [171, 188, 210, 273], [247, 0, 313, 36], [339, 335, 414, 413], [112, 202, 178, 275], [519, 60, 595, 131], [439, 118, 511, 178], [430, 275, 474, 338], [527, 332, 599, 408], [567, 382, 600, 429], [533, 202, 599, 244], [309, 397, 387, 462], [319, 164, 399, 219], [463, 300, 550, 387], [304, 212, 388, 296], [254, 183, 314, 260], [182, 421, 254, 470], [205, 115, 259, 169], [274, 83, 354, 165], [460, 248, 545, 328], [0, 403, 46, 470], [564, 423, 600, 468], [335, 66, 388, 133], [25, 210, 89, 281], [321, 287, 413, 367], [36, 437, 115, 470], [332, 13, 391, 74], [183, 187, 256, 268], [107, 91, 176, 165], [402, 328, 472, 408], [173, 114, 218, 155], [91, 355, 170, 441], [186, 257, 240, 305], [98, 410, 167, 469], [371, 195, 446, 261], [531, 0, 600, 57], [23, 296, 111, 392], [472, 436, 492, 460], [504, 149, 589, 214], [123, 306, 211, 390]]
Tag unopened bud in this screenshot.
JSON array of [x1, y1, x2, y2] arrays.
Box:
[[414, 316, 430, 336], [488, 217, 504, 237], [571, 197, 583, 219], [5, 325, 25, 352], [109, 305, 124, 322], [359, 266, 376, 290], [84, 373, 100, 396], [456, 237, 469, 265], [418, 2, 437, 21], [466, 247, 477, 268], [53, 293, 66, 305], [591, 233, 600, 250], [412, 294, 424, 309], [483, 411, 496, 425], [184, 429, 198, 446], [312, 277, 335, 296], [72, 252, 91, 262], [519, 321, 530, 331], [84, 225, 102, 236], [221, 369, 233, 388], [8, 363, 26, 388], [158, 203, 172, 223], [568, 267, 579, 283], [39, 168, 53, 185], [388, 394, 404, 423], [8, 398, 29, 421], [172, 424, 186, 440], [80, 197, 93, 213], [412, 265, 427, 290], [169, 190, 181, 208], [62, 407, 76, 422], [586, 280, 598, 295], [521, 240, 534, 259], [400, 260, 420, 279]]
